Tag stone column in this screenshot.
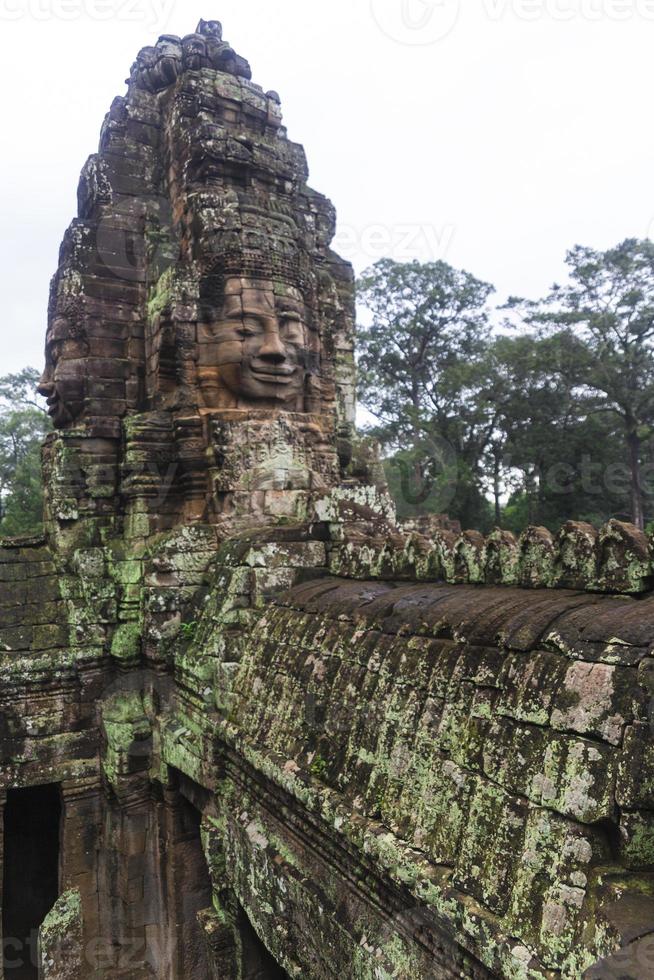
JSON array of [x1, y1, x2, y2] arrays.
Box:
[[99, 785, 160, 977], [59, 779, 102, 975], [158, 785, 215, 980]]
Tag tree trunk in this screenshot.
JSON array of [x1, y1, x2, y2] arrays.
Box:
[[493, 454, 502, 527], [411, 385, 424, 509], [525, 471, 536, 526], [627, 426, 645, 530]]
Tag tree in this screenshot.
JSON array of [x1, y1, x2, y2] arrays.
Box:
[[516, 239, 654, 529], [0, 368, 51, 538], [357, 258, 495, 528]]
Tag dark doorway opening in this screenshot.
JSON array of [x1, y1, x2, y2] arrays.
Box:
[[237, 906, 291, 980], [171, 789, 214, 978], [169, 770, 290, 980], [2, 784, 61, 980]]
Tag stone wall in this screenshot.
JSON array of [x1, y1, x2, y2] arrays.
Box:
[[1, 19, 654, 980], [221, 577, 654, 978], [331, 519, 654, 594]]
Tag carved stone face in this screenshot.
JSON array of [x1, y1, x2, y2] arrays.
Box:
[[156, 36, 182, 60], [198, 277, 312, 411], [153, 37, 182, 88], [197, 19, 223, 39], [38, 317, 88, 427], [182, 35, 209, 71], [132, 46, 156, 76]]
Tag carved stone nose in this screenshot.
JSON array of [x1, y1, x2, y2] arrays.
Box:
[[37, 378, 54, 398], [259, 334, 286, 362]]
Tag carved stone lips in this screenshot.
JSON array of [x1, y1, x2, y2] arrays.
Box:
[[45, 392, 60, 415], [249, 366, 296, 383]]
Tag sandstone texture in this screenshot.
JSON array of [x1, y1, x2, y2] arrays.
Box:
[[1, 19, 653, 980]]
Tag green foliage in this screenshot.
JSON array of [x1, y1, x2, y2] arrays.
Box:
[[510, 239, 654, 529], [383, 441, 457, 518], [357, 258, 496, 529], [358, 247, 654, 535], [483, 332, 632, 530], [0, 368, 51, 538], [501, 492, 531, 537], [310, 755, 328, 779], [180, 621, 199, 641]]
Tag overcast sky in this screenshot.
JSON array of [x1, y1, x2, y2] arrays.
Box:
[[2, 0, 653, 375]]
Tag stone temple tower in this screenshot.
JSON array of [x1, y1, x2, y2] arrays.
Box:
[[3, 18, 654, 980], [38, 17, 360, 544]]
